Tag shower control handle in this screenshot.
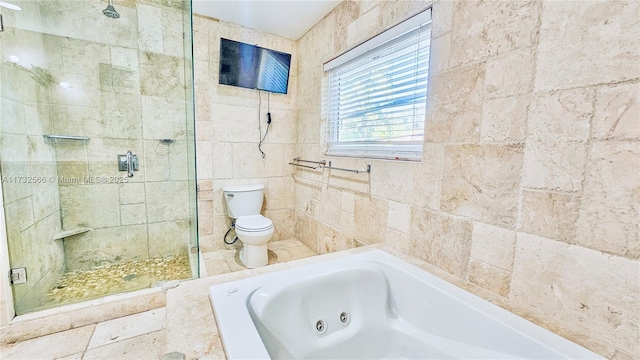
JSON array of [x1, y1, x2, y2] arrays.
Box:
[[117, 152, 139, 176], [126, 151, 134, 178]]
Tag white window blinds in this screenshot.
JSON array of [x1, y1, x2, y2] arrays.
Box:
[[325, 10, 432, 161]]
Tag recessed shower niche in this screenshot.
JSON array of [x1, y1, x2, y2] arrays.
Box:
[[0, 0, 198, 315]]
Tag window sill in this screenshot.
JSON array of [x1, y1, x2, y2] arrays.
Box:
[[324, 151, 422, 163]]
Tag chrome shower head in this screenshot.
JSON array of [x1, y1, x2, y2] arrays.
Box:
[[102, 0, 120, 19]]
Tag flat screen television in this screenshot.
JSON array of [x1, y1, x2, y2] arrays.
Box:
[[219, 38, 292, 95]]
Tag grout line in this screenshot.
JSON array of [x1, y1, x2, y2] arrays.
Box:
[[82, 329, 166, 356], [511, 131, 534, 293], [81, 324, 97, 356], [520, 187, 580, 195], [514, 0, 544, 236]]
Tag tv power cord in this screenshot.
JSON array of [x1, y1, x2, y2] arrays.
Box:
[[258, 91, 272, 158]]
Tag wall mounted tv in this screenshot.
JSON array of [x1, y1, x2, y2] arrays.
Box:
[[219, 38, 292, 95]]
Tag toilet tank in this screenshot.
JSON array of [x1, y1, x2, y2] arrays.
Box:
[[223, 184, 265, 219]]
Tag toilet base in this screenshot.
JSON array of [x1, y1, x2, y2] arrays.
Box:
[[240, 244, 268, 268]]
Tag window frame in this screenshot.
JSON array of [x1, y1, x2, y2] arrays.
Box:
[[323, 9, 432, 162]]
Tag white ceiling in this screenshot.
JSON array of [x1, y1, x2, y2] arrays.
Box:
[[192, 0, 341, 40]]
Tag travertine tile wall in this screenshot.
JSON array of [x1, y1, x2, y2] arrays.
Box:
[[1, 0, 193, 275], [193, 15, 298, 252], [47, 0, 191, 270], [294, 0, 639, 357]]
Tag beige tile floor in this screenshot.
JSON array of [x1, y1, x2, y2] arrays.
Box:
[[0, 309, 166, 360], [202, 239, 317, 276], [0, 239, 316, 360]]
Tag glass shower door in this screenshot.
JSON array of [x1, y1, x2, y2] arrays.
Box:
[[0, 0, 198, 315]]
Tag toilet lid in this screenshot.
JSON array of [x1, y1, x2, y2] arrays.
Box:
[[235, 215, 273, 232]]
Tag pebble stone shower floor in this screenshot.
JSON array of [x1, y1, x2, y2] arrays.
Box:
[[45, 254, 192, 306]]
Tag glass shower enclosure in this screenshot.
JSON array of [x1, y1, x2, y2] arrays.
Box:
[[0, 0, 198, 315]]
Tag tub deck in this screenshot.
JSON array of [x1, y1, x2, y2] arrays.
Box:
[[165, 245, 611, 359], [209, 250, 602, 359]]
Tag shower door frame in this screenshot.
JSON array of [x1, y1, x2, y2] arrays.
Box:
[[0, 185, 15, 326]]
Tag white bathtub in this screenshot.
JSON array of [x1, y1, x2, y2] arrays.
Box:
[[209, 250, 602, 359]]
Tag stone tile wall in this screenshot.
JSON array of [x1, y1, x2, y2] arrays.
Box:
[[193, 15, 298, 252], [293, 0, 639, 357]]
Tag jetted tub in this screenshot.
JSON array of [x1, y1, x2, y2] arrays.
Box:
[[209, 250, 602, 359]]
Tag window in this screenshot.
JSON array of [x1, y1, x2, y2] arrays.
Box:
[[324, 10, 432, 161]]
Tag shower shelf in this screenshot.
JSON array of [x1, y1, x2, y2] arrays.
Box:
[[44, 135, 90, 141], [52, 228, 92, 240]]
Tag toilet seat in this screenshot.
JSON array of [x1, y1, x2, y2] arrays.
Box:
[[236, 215, 273, 232]]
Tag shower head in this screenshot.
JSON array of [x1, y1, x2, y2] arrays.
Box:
[[102, 0, 120, 19]]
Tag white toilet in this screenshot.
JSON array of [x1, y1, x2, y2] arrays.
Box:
[[223, 184, 274, 268]]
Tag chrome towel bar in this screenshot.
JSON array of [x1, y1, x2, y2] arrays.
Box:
[[288, 162, 320, 170], [288, 157, 325, 170], [44, 134, 90, 141], [292, 157, 326, 165], [289, 158, 371, 174], [324, 161, 371, 174]]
